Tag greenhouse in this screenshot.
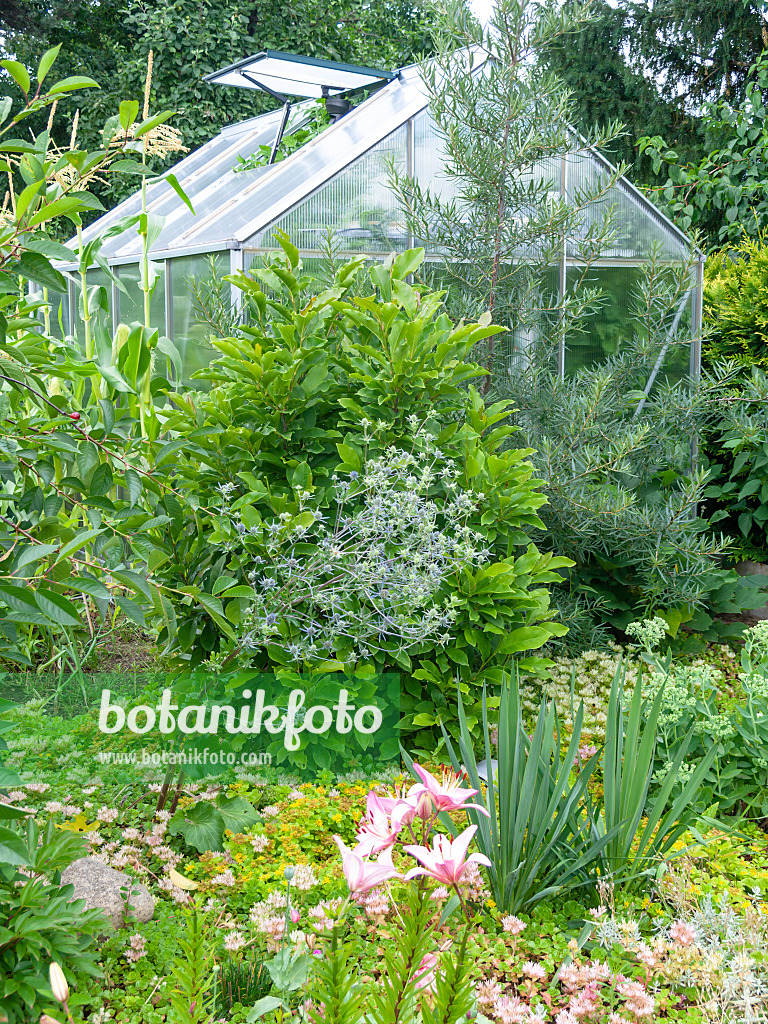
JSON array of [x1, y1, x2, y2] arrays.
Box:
[[56, 53, 704, 384]]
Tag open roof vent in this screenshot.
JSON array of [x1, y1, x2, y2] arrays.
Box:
[[204, 50, 396, 164], [204, 50, 396, 98]]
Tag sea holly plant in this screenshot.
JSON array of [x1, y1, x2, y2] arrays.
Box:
[[156, 242, 568, 743], [227, 445, 493, 667]]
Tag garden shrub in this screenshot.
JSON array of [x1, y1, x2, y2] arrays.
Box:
[[703, 235, 768, 369], [152, 240, 569, 749], [0, 814, 105, 1023], [704, 364, 768, 563]]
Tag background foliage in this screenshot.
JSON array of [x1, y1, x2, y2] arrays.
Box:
[[0, 0, 437, 210]]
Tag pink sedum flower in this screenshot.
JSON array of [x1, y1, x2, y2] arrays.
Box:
[[334, 835, 402, 895], [522, 960, 547, 981], [502, 915, 527, 936], [403, 824, 491, 886], [669, 920, 697, 946]]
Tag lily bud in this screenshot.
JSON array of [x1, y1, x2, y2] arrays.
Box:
[[48, 962, 69, 1004], [40, 1016, 62, 1024]]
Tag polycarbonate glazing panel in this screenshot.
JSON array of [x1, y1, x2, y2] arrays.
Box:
[[116, 263, 166, 337], [240, 69, 429, 249], [258, 126, 409, 253], [563, 265, 693, 379], [170, 254, 227, 383], [565, 152, 685, 260], [412, 109, 450, 198]]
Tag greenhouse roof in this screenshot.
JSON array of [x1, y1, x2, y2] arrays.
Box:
[[67, 55, 697, 267], [69, 61, 431, 265]]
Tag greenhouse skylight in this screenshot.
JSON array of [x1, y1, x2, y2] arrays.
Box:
[[203, 50, 396, 99]]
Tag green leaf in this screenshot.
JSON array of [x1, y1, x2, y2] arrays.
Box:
[[246, 997, 285, 1021], [26, 194, 90, 228], [214, 795, 260, 834], [164, 172, 194, 215], [169, 801, 224, 852], [90, 462, 114, 496], [23, 235, 77, 261], [438, 893, 462, 926], [1, 60, 30, 95], [48, 75, 99, 94], [133, 110, 175, 138], [194, 592, 235, 640], [154, 437, 190, 467], [60, 575, 111, 602], [336, 442, 361, 471], [496, 626, 552, 656], [124, 468, 142, 505], [265, 949, 311, 992], [14, 180, 43, 221], [14, 251, 67, 292], [115, 595, 146, 627], [0, 803, 29, 822], [212, 576, 238, 595], [53, 528, 104, 564], [37, 45, 62, 86], [119, 99, 139, 132], [34, 588, 83, 627], [0, 585, 40, 615], [0, 826, 28, 865]]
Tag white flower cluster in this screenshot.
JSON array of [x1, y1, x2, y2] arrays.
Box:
[[625, 616, 668, 652], [521, 647, 629, 743]]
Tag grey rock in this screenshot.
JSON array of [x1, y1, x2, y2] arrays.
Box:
[[61, 857, 154, 929]]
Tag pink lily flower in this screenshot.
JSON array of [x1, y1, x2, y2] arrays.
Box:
[[334, 835, 402, 894], [403, 824, 491, 886], [408, 764, 490, 818], [355, 793, 408, 856], [375, 785, 419, 827]]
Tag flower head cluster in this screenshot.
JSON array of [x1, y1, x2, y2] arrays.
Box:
[[626, 616, 668, 653], [225, 447, 491, 663], [334, 763, 490, 898], [125, 933, 147, 963]]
